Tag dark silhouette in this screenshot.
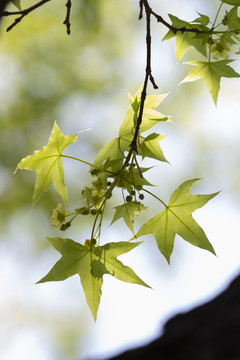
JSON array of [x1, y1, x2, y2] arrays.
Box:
[[0, 0, 10, 18], [106, 274, 240, 360]]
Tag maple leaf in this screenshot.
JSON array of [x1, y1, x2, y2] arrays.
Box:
[[135, 179, 219, 263], [222, 0, 240, 5], [192, 12, 210, 26], [37, 237, 149, 320], [93, 137, 129, 173], [16, 122, 77, 205], [226, 5, 240, 29], [111, 201, 146, 234], [139, 133, 168, 163], [119, 88, 168, 140], [120, 167, 153, 193], [182, 60, 240, 104], [93, 87, 169, 172], [10, 0, 21, 10], [162, 14, 208, 62], [174, 32, 207, 62]]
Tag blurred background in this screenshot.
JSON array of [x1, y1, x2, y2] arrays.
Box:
[[1, 0, 240, 359]]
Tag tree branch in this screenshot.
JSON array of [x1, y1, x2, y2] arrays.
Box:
[[0, 0, 10, 22], [63, 0, 72, 35], [150, 8, 209, 35], [130, 0, 158, 154], [2, 0, 51, 32]]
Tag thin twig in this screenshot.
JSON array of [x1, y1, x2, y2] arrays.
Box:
[[63, 0, 72, 35], [149, 8, 210, 35], [139, 0, 143, 20], [3, 0, 51, 32], [130, 0, 158, 154]]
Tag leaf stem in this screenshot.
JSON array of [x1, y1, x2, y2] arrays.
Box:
[[208, 2, 224, 62], [61, 154, 98, 168], [212, 2, 224, 30], [142, 188, 167, 208]]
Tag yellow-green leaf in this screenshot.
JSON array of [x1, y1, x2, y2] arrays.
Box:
[[192, 12, 210, 26], [111, 201, 146, 234], [119, 88, 168, 140], [222, 0, 240, 6], [16, 122, 77, 205], [135, 179, 219, 263], [120, 167, 153, 193], [163, 14, 208, 62], [10, 0, 21, 10], [226, 6, 240, 29], [182, 60, 240, 104], [37, 237, 149, 320], [175, 32, 207, 62], [139, 133, 167, 162]]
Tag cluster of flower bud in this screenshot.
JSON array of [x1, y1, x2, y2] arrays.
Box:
[[51, 204, 72, 231], [210, 39, 230, 60]]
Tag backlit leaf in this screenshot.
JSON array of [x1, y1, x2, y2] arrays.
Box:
[[111, 201, 146, 234], [16, 122, 77, 205], [120, 167, 153, 193], [192, 12, 210, 26], [10, 0, 21, 10], [38, 237, 149, 320], [163, 14, 209, 62], [226, 6, 240, 29], [222, 0, 240, 6], [182, 60, 240, 104], [175, 32, 207, 62], [139, 133, 168, 163], [135, 179, 219, 263], [119, 88, 168, 140]]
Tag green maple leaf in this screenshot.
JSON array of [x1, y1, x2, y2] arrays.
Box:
[[119, 88, 168, 140], [16, 122, 77, 205], [120, 167, 153, 193], [10, 0, 21, 10], [192, 12, 210, 26], [182, 60, 240, 104], [93, 137, 129, 173], [226, 6, 240, 29], [37, 237, 149, 320], [222, 0, 240, 6], [135, 179, 219, 263], [93, 88, 169, 172], [111, 201, 146, 234], [174, 32, 207, 62], [139, 133, 168, 163], [162, 14, 208, 62]]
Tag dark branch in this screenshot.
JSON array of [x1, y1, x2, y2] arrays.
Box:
[[0, 0, 10, 22], [63, 0, 72, 35], [139, 0, 143, 20], [130, 0, 158, 154], [2, 0, 51, 32], [150, 9, 209, 35]]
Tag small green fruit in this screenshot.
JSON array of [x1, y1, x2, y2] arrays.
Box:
[[126, 195, 132, 202]]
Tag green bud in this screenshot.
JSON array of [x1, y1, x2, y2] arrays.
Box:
[[105, 192, 112, 199], [90, 168, 98, 176], [75, 207, 90, 215], [60, 222, 71, 231]]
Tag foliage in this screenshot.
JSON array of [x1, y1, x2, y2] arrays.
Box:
[[15, 122, 78, 206], [37, 238, 149, 321], [2, 0, 240, 320], [16, 89, 218, 319]]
